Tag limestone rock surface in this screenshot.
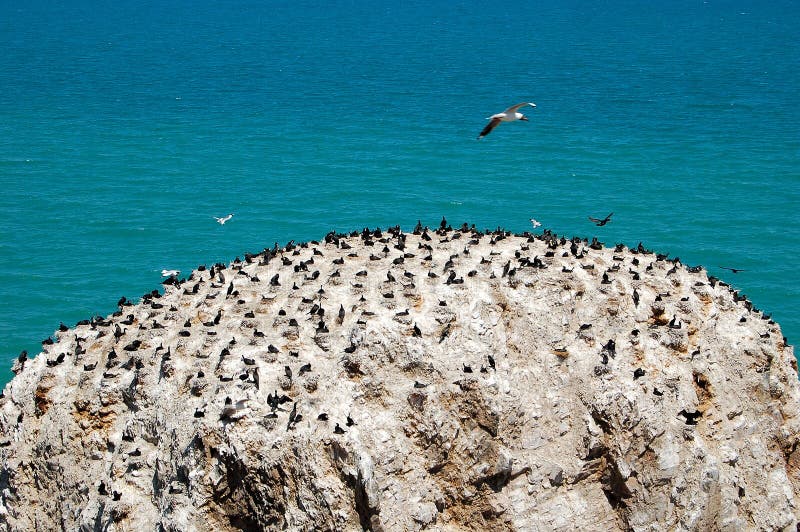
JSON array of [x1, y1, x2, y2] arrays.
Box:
[[1, 224, 798, 531]]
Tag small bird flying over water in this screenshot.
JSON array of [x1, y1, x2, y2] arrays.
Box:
[[719, 266, 747, 274], [161, 269, 180, 277], [478, 102, 536, 139], [588, 212, 613, 226], [214, 213, 234, 225], [529, 218, 542, 229]]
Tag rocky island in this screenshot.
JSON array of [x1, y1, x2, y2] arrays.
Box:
[[1, 222, 798, 531]]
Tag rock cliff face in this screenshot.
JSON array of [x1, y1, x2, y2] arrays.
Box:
[[1, 224, 798, 531]]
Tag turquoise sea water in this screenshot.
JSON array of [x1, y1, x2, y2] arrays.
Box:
[[1, 1, 798, 385]]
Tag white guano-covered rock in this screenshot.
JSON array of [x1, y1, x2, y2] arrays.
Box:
[[0, 223, 798, 531]]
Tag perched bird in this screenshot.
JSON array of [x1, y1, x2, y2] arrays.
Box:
[[478, 102, 536, 139], [678, 409, 702, 425], [589, 212, 614, 226], [214, 213, 234, 225]]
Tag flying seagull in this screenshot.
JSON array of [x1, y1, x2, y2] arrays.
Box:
[[478, 102, 536, 139], [214, 213, 234, 225], [161, 269, 180, 277], [588, 212, 613, 226], [529, 218, 542, 229]]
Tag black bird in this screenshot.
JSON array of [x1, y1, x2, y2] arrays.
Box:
[[412, 323, 422, 337], [668, 315, 681, 329], [334, 423, 345, 434], [588, 212, 613, 226], [287, 402, 298, 430], [719, 266, 747, 274], [267, 391, 279, 412], [678, 409, 702, 425], [346, 415, 356, 427], [487, 355, 495, 370], [463, 364, 473, 373], [633, 288, 640, 307], [602, 339, 616, 356], [284, 365, 292, 381], [44, 353, 66, 367], [298, 363, 311, 376], [338, 304, 345, 323], [413, 381, 428, 388], [317, 413, 329, 421], [633, 368, 645, 380]]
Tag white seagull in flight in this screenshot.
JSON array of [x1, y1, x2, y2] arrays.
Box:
[[478, 102, 536, 139], [161, 269, 180, 277], [529, 218, 542, 229], [214, 213, 234, 225]]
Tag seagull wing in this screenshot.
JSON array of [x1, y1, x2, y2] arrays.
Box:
[[588, 216, 601, 223], [503, 102, 535, 114], [478, 117, 502, 139]]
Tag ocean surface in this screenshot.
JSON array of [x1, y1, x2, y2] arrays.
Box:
[[1, 0, 798, 386]]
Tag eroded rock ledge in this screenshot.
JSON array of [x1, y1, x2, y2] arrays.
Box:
[[1, 223, 798, 531]]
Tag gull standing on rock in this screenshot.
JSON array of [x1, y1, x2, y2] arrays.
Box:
[[214, 213, 234, 225], [478, 102, 536, 139]]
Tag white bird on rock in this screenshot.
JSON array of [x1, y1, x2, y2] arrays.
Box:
[[478, 102, 536, 139], [214, 213, 234, 225]]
